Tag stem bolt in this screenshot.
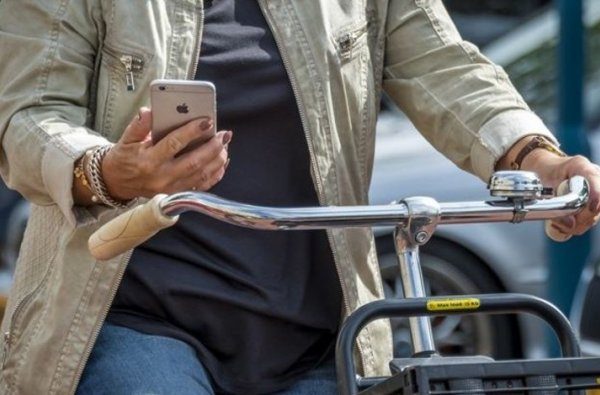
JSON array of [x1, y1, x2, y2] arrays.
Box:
[[415, 231, 429, 244]]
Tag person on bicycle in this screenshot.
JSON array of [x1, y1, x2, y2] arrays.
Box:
[[0, 1, 598, 394]]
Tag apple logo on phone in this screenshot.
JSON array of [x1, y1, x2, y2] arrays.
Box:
[[176, 103, 189, 114]]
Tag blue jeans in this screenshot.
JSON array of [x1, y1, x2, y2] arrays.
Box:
[[76, 323, 338, 395]]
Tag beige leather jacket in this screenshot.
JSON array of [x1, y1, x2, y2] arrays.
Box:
[[0, 0, 554, 393]]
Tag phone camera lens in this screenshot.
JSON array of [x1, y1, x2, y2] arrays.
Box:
[[159, 86, 166, 91]]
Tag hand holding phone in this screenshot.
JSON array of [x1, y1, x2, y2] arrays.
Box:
[[97, 79, 229, 201], [99, 112, 230, 202]]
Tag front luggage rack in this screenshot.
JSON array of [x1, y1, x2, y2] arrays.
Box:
[[337, 294, 600, 395]]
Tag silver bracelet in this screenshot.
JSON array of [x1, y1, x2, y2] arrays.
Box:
[[85, 145, 128, 208]]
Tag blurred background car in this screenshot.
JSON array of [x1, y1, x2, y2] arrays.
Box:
[[0, 0, 597, 360]]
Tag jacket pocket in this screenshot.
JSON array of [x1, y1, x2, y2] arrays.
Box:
[[331, 21, 375, 191], [95, 44, 152, 141]]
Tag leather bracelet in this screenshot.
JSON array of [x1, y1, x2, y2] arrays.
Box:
[[85, 145, 129, 208], [510, 136, 566, 170]]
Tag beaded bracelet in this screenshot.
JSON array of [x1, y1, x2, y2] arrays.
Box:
[[73, 151, 99, 203]]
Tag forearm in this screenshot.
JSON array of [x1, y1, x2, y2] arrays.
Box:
[[0, 0, 110, 221], [382, 0, 600, 238], [383, 0, 556, 181]]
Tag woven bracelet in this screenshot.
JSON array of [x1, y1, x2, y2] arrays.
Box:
[[85, 145, 129, 208]]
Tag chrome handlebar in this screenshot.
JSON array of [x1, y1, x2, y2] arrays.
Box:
[[87, 173, 588, 262], [159, 176, 588, 230]]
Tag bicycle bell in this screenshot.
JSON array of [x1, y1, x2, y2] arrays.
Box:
[[488, 170, 545, 200]]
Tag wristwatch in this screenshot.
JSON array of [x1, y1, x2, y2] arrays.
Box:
[[510, 136, 566, 170]]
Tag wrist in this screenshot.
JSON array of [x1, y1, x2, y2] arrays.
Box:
[[520, 147, 569, 187], [496, 135, 564, 170], [101, 149, 132, 202], [72, 153, 97, 206]]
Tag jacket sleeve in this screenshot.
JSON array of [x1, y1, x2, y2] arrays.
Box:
[[383, 0, 557, 181], [0, 0, 111, 225]]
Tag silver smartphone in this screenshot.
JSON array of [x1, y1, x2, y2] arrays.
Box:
[[150, 79, 217, 153]]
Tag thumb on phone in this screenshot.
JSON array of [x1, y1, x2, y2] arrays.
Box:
[[121, 107, 153, 144]]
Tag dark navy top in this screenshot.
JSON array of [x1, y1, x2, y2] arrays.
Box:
[[107, 1, 342, 393]]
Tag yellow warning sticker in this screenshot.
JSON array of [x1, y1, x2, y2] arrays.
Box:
[[427, 298, 481, 311], [587, 378, 600, 394]]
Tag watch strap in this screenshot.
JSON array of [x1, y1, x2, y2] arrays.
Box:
[[510, 136, 566, 170]]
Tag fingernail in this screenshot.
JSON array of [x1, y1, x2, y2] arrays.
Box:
[[589, 198, 599, 213], [550, 224, 571, 241], [200, 119, 212, 130], [137, 110, 143, 121], [551, 223, 567, 234], [556, 216, 575, 229], [222, 131, 233, 145]]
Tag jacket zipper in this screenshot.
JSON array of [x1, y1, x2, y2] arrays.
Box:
[[2, 258, 54, 370], [119, 55, 144, 92], [186, 3, 355, 345], [257, 0, 365, 370], [102, 46, 145, 92], [337, 24, 368, 61], [188, 2, 205, 79], [2, 331, 10, 368], [69, 250, 133, 393]]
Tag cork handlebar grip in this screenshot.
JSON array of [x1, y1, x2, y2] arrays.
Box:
[[545, 180, 573, 242], [88, 194, 179, 260]]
